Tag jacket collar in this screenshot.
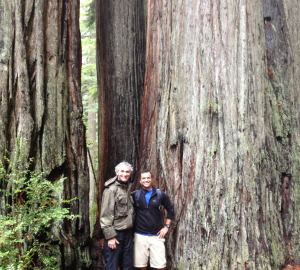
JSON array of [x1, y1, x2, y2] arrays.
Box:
[[141, 187, 157, 194], [116, 179, 129, 187], [104, 176, 129, 188], [104, 176, 117, 187]]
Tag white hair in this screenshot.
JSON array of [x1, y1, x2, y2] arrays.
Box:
[[115, 161, 133, 172]]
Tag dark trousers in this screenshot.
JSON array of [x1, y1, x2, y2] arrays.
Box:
[[103, 229, 133, 270]]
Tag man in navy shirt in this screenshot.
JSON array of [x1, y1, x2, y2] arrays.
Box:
[[132, 170, 174, 270]]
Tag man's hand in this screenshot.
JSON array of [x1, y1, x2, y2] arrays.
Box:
[[157, 227, 169, 239], [108, 237, 119, 249]]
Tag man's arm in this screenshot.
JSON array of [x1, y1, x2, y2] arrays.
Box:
[[158, 218, 172, 238], [158, 192, 174, 238], [100, 187, 120, 249], [100, 187, 117, 240], [162, 192, 175, 220]]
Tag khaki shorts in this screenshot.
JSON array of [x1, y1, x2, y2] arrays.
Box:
[[134, 233, 166, 268]]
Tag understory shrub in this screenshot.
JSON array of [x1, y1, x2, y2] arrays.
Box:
[[0, 147, 77, 269]]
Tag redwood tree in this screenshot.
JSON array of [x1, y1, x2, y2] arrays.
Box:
[[92, 0, 146, 267], [96, 0, 146, 183], [0, 1, 90, 268], [139, 0, 300, 269]]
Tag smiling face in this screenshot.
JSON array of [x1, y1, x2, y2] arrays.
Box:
[[140, 172, 153, 191], [116, 165, 131, 183]]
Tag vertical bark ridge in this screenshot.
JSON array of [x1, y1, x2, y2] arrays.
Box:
[[0, 0, 91, 268], [96, 0, 146, 179], [140, 0, 300, 269], [94, 0, 146, 266]]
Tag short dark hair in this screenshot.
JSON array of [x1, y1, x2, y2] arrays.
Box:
[[140, 169, 151, 176]]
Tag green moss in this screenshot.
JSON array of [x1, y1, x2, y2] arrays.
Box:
[[272, 105, 284, 137], [269, 241, 285, 267], [89, 202, 98, 230], [176, 260, 188, 270], [176, 259, 204, 270]]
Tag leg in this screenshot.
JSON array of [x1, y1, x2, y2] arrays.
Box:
[[120, 229, 133, 270], [133, 233, 150, 269], [149, 237, 166, 270], [103, 238, 122, 270]]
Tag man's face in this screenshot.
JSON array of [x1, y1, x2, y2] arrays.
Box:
[[116, 166, 131, 183], [140, 172, 152, 190]]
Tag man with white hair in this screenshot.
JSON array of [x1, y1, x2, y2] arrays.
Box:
[[100, 161, 134, 270]]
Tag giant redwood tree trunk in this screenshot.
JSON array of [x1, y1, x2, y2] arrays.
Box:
[[94, 0, 146, 231], [96, 0, 146, 183], [140, 0, 300, 269], [0, 1, 90, 268], [92, 0, 146, 267]]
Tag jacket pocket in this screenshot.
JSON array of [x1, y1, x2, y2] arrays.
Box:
[[116, 196, 128, 217]]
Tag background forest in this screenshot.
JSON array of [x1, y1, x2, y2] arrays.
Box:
[[0, 0, 299, 269]]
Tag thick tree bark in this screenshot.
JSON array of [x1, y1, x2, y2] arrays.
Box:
[[96, 0, 146, 181], [94, 0, 146, 228], [0, 1, 90, 268], [93, 0, 146, 267], [140, 1, 300, 269], [86, 97, 98, 230]]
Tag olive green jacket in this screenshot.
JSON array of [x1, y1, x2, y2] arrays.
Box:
[[100, 176, 134, 240]]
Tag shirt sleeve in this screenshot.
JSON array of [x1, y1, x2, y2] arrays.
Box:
[[161, 192, 175, 220], [100, 187, 117, 239]]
